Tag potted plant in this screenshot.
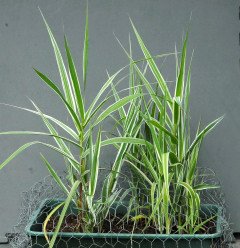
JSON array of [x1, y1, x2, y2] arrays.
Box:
[[0, 8, 227, 248]]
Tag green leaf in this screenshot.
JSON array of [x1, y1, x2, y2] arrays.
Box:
[[49, 180, 80, 248], [139, 148, 159, 182], [30, 100, 79, 171], [85, 69, 123, 123], [0, 131, 80, 147], [107, 103, 141, 194], [39, 10, 76, 111], [41, 155, 69, 195], [89, 128, 101, 197], [43, 202, 64, 243], [126, 160, 152, 186], [115, 35, 172, 127], [83, 3, 89, 91], [101, 137, 152, 147], [178, 181, 200, 213], [111, 82, 126, 122], [162, 153, 170, 234], [34, 69, 82, 132], [93, 94, 141, 127], [184, 51, 193, 115], [0, 141, 80, 171], [128, 34, 135, 95], [175, 33, 188, 99], [169, 152, 179, 164], [130, 19, 172, 102], [194, 183, 219, 191], [162, 152, 169, 187], [64, 36, 85, 121], [0, 141, 38, 170], [193, 215, 216, 234], [131, 214, 147, 222], [173, 97, 181, 127], [185, 116, 224, 160], [179, 181, 195, 200], [0, 103, 78, 140], [148, 118, 178, 144], [144, 117, 162, 169]]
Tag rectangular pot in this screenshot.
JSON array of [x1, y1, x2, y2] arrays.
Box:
[[26, 199, 223, 248]]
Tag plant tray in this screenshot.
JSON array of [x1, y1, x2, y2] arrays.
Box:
[[26, 199, 223, 248]]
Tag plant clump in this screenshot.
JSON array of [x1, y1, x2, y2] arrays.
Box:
[[0, 6, 223, 248]]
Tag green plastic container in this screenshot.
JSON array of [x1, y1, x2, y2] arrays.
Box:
[[26, 199, 223, 248]]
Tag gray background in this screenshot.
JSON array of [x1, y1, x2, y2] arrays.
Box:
[[0, 0, 239, 242]]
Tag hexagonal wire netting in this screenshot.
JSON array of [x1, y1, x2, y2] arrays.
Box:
[[9, 168, 233, 248]]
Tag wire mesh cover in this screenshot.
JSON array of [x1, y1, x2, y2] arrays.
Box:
[[9, 168, 233, 248]]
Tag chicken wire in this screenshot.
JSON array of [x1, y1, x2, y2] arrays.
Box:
[[8, 168, 233, 248]]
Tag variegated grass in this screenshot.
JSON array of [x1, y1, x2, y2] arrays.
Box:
[[0, 9, 141, 248], [112, 20, 223, 235], [0, 6, 224, 246]]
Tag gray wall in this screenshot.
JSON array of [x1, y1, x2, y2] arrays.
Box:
[[0, 0, 239, 240]]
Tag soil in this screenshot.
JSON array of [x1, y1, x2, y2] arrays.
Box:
[[45, 214, 216, 235]]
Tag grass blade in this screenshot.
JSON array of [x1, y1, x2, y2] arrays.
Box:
[[43, 202, 64, 243], [0, 103, 79, 140], [30, 100, 78, 168], [89, 128, 101, 197], [174, 33, 188, 98], [0, 140, 79, 171], [102, 137, 152, 147], [41, 154, 69, 195], [148, 118, 178, 144], [85, 68, 124, 123], [194, 183, 219, 191], [126, 159, 152, 186], [39, 9, 76, 111], [0, 141, 38, 170], [34, 69, 82, 131], [185, 116, 224, 160], [0, 131, 81, 147], [93, 94, 141, 127], [83, 3, 89, 91], [64, 36, 85, 121], [49, 180, 80, 248], [130, 19, 172, 102]]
